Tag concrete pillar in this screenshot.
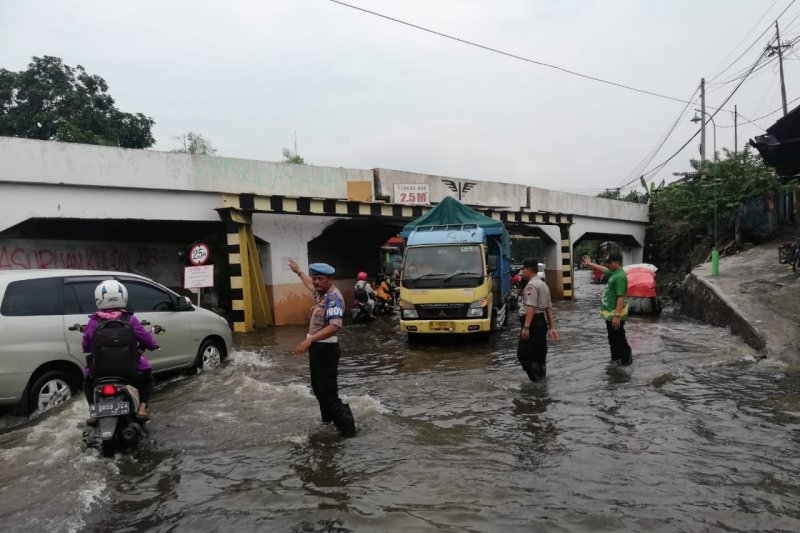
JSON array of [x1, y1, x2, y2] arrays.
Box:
[[623, 247, 644, 265], [559, 224, 573, 300], [535, 226, 568, 300], [251, 213, 340, 325]]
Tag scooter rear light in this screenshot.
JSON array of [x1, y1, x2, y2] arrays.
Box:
[[101, 385, 116, 396]]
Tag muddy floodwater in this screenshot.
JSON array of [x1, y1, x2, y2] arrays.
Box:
[[2, 270, 800, 532]]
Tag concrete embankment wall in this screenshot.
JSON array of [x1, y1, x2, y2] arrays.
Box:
[[678, 274, 766, 351]]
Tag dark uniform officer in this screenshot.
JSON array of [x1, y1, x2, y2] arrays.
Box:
[[516, 258, 560, 381], [289, 260, 356, 437]]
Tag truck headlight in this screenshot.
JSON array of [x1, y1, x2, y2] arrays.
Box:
[[400, 300, 418, 319], [467, 298, 488, 318]]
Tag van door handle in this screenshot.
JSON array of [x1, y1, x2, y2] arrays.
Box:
[[140, 320, 151, 326], [68, 323, 86, 332]]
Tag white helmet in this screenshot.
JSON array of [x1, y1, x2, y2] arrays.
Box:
[[95, 280, 128, 310]]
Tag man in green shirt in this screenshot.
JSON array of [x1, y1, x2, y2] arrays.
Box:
[[582, 252, 633, 366]]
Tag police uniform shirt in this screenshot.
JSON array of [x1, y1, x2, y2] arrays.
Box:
[[307, 285, 345, 343], [519, 277, 552, 317]]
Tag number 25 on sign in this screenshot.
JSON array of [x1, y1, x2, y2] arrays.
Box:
[[189, 243, 210, 266]]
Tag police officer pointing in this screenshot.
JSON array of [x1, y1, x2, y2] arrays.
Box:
[[289, 259, 356, 438]]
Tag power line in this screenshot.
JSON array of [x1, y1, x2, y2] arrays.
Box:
[[707, 0, 796, 83], [706, 0, 781, 78], [330, 0, 702, 106], [616, 87, 700, 189], [719, 94, 800, 128], [620, 49, 769, 191]]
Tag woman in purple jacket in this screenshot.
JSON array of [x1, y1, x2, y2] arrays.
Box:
[[82, 280, 159, 420]]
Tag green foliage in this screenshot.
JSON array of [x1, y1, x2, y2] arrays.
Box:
[[646, 147, 793, 271], [172, 132, 217, 155], [0, 56, 154, 148], [597, 188, 648, 203], [282, 148, 305, 164]]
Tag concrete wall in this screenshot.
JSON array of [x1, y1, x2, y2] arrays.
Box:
[[571, 215, 646, 265], [0, 137, 373, 200], [0, 182, 221, 234], [251, 213, 340, 326], [529, 187, 649, 223], [376, 168, 529, 210]]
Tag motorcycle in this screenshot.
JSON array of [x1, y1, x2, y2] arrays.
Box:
[[375, 296, 395, 316], [83, 325, 163, 457], [351, 299, 373, 324], [83, 377, 146, 457]]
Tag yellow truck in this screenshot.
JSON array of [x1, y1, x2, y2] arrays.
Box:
[[398, 197, 512, 339]]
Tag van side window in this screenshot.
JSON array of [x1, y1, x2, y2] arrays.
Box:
[[124, 281, 175, 312], [0, 278, 61, 316], [63, 280, 102, 314]]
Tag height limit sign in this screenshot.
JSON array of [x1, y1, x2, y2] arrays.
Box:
[[185, 243, 213, 303]]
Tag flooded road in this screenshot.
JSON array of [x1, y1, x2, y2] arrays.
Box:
[[2, 270, 800, 532]]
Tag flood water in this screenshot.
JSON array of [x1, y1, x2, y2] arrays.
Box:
[[2, 270, 800, 532]]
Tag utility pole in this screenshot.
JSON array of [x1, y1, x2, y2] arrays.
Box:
[[700, 78, 706, 163], [769, 21, 790, 116], [734, 104, 738, 154]]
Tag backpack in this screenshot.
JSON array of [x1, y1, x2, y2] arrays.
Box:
[[354, 281, 369, 303], [89, 315, 140, 377]]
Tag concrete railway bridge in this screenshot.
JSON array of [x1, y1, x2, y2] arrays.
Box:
[[0, 137, 648, 331]]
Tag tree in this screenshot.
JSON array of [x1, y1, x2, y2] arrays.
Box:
[[645, 147, 793, 270], [282, 148, 305, 164], [172, 132, 217, 155], [0, 56, 155, 148]]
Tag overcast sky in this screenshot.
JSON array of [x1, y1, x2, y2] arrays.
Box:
[[2, 0, 799, 194]]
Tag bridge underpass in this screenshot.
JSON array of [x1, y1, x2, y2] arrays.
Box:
[[0, 136, 650, 330], [222, 192, 573, 331]]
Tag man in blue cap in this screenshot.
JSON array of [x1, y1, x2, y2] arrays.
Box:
[[288, 259, 356, 437]]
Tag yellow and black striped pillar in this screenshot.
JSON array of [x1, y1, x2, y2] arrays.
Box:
[[560, 224, 573, 300], [223, 208, 273, 333], [225, 214, 247, 331]]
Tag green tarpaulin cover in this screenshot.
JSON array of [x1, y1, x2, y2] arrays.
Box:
[[402, 196, 510, 256]]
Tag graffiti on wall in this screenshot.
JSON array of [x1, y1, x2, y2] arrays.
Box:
[[0, 240, 181, 286]]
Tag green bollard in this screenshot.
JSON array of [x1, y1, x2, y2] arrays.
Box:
[[711, 248, 719, 276]]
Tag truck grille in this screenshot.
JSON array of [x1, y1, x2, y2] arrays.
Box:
[[417, 303, 470, 319]]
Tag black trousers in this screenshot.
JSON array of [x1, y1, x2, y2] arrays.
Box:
[[605, 320, 633, 365], [309, 342, 356, 436], [84, 370, 154, 404], [516, 315, 548, 382]]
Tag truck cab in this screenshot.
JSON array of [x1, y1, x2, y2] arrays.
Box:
[[399, 224, 509, 337]]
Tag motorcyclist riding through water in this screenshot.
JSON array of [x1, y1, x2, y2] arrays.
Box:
[[375, 274, 394, 312], [354, 272, 377, 318], [82, 280, 160, 423]]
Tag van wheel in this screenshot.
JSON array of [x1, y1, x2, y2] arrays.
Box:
[[190, 339, 224, 374], [28, 371, 73, 414]]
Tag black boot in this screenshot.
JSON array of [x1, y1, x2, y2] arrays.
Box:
[[333, 404, 356, 438]]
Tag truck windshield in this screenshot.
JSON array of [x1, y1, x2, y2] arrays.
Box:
[[402, 245, 484, 289]]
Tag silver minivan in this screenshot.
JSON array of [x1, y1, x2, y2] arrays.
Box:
[[0, 270, 233, 414]]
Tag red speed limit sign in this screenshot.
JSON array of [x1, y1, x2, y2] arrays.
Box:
[[189, 243, 210, 266]]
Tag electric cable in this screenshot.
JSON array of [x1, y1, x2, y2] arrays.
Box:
[[707, 0, 796, 83], [616, 88, 700, 189], [330, 0, 703, 106], [619, 48, 769, 191], [706, 0, 781, 78]]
